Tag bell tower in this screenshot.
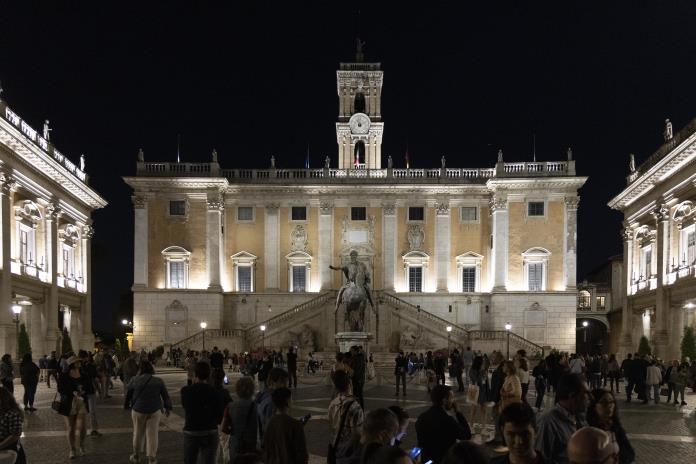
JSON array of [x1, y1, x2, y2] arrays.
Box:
[[336, 39, 384, 169]]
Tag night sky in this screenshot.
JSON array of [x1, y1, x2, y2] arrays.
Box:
[[2, 2, 695, 333]]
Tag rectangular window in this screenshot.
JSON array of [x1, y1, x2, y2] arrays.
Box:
[[596, 296, 606, 309], [20, 229, 28, 263], [408, 207, 424, 221], [351, 207, 367, 221], [688, 230, 696, 265], [169, 200, 186, 216], [291, 206, 307, 221], [408, 266, 423, 292], [62, 246, 74, 277], [168, 261, 186, 288], [528, 262, 543, 291], [462, 266, 476, 292], [237, 206, 254, 221], [292, 266, 306, 292], [238, 266, 252, 292], [460, 206, 478, 222], [528, 201, 545, 216], [640, 247, 652, 278]]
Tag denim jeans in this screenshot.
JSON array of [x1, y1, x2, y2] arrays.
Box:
[[86, 394, 98, 431], [646, 384, 660, 403], [22, 382, 37, 407], [535, 378, 546, 409], [184, 431, 219, 464]]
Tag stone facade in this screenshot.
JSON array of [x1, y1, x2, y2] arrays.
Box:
[[609, 118, 696, 360], [0, 97, 107, 355], [125, 56, 586, 353]]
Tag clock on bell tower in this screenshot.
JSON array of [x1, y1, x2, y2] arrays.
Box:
[[335, 41, 384, 169]]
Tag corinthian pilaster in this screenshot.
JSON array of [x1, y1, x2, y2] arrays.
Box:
[[564, 196, 579, 290], [490, 196, 508, 291], [264, 204, 280, 291], [435, 201, 450, 292], [132, 195, 148, 288]]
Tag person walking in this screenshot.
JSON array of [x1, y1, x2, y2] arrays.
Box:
[[351, 346, 366, 408], [451, 350, 465, 393], [517, 357, 530, 404], [19, 353, 39, 412], [47, 351, 60, 388], [221, 377, 258, 462], [80, 351, 102, 437], [416, 384, 472, 464], [262, 388, 308, 464], [181, 362, 226, 464], [38, 354, 48, 384], [57, 355, 90, 459], [586, 389, 635, 464], [286, 347, 298, 389], [670, 362, 688, 406], [434, 351, 446, 386], [468, 355, 491, 433], [607, 354, 620, 393], [126, 360, 172, 464], [499, 361, 522, 412], [532, 359, 548, 411], [0, 355, 14, 393], [394, 351, 408, 397]]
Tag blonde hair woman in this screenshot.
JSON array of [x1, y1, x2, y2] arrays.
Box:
[[499, 360, 522, 412]]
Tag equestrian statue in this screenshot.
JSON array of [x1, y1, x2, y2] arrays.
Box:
[[329, 250, 375, 332]]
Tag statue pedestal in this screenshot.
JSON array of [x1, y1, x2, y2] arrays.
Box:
[[335, 331, 372, 353]]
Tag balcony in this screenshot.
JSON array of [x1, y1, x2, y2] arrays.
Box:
[[666, 264, 696, 286], [57, 275, 85, 293]]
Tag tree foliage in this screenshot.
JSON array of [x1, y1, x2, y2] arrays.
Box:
[[17, 323, 32, 360], [681, 327, 696, 361]]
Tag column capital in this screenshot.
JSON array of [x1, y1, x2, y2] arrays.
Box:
[[0, 173, 17, 195], [81, 225, 94, 239], [621, 227, 634, 242], [132, 196, 147, 209], [266, 203, 280, 211], [564, 196, 580, 211], [206, 198, 224, 211], [44, 202, 62, 221], [382, 203, 396, 216], [435, 201, 450, 216], [320, 201, 334, 215], [489, 196, 507, 213], [651, 204, 670, 222]]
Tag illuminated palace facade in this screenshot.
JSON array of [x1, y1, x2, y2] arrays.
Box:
[[125, 58, 586, 354], [609, 119, 696, 360], [0, 96, 107, 355]]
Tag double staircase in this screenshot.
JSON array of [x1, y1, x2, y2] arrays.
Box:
[[169, 290, 544, 359]]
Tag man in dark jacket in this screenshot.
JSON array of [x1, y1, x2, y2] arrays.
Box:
[[286, 347, 298, 388], [351, 346, 366, 407], [394, 351, 408, 396], [416, 384, 472, 463], [434, 351, 447, 385]]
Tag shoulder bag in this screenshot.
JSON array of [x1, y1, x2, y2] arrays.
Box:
[[327, 400, 355, 464]]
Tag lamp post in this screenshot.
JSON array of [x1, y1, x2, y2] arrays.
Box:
[[582, 320, 589, 352], [200, 322, 207, 351], [12, 305, 22, 358], [505, 323, 512, 360], [122, 319, 135, 351], [260, 325, 267, 351], [446, 326, 452, 357]]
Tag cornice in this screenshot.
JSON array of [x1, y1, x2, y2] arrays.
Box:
[[123, 177, 229, 190], [0, 118, 106, 210], [486, 177, 587, 191]]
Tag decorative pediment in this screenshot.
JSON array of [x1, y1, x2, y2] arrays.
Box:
[[59, 224, 80, 246], [634, 225, 656, 244], [230, 251, 258, 264], [522, 247, 551, 258], [14, 200, 42, 224], [162, 246, 191, 261], [285, 250, 312, 265], [402, 250, 430, 267], [673, 201, 695, 227]]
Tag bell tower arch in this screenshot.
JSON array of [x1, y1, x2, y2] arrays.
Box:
[[336, 40, 384, 169]]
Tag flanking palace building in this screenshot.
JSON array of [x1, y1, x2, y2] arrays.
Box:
[[125, 55, 587, 355]]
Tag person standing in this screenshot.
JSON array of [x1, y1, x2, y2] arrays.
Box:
[[499, 361, 522, 413], [286, 347, 298, 389], [535, 373, 590, 463], [607, 354, 620, 394], [209, 347, 224, 378], [670, 362, 688, 406], [80, 352, 102, 437], [38, 354, 48, 384], [0, 355, 13, 393], [451, 350, 464, 393], [351, 346, 366, 407], [0, 387, 25, 463], [586, 389, 635, 464], [126, 360, 172, 464], [262, 388, 308, 464], [57, 356, 90, 459], [47, 351, 60, 388], [645, 361, 662, 404], [434, 351, 446, 386], [221, 377, 258, 462], [462, 347, 474, 386], [327, 370, 364, 461], [19, 353, 39, 412], [394, 351, 408, 397], [490, 403, 544, 464], [416, 384, 472, 464], [181, 362, 226, 464], [532, 359, 548, 411]]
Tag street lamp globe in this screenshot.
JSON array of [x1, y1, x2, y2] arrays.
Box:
[[122, 319, 129, 326], [11, 305, 21, 315], [200, 322, 207, 329], [260, 325, 266, 332], [446, 326, 452, 333], [582, 320, 589, 327], [505, 323, 512, 331]]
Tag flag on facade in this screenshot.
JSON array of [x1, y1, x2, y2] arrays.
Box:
[[405, 146, 410, 169], [305, 144, 310, 169]]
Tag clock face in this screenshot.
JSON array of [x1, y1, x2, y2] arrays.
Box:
[[349, 113, 371, 135]]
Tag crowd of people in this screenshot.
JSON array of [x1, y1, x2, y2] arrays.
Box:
[[0, 344, 693, 464]]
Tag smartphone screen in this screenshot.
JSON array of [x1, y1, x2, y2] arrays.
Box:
[[409, 447, 422, 459]]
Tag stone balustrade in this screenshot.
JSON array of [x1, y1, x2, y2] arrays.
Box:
[[136, 160, 573, 182]]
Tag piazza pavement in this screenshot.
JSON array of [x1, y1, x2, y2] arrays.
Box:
[[10, 367, 696, 463]]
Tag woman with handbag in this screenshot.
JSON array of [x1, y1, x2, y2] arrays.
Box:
[[125, 360, 172, 464], [221, 377, 258, 463], [57, 355, 90, 459], [0, 386, 25, 464], [499, 361, 522, 413]]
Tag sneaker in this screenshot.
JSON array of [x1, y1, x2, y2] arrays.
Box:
[[76, 447, 85, 457], [69, 450, 76, 459], [681, 401, 687, 406], [90, 430, 102, 436], [129, 454, 139, 464], [29, 407, 37, 412]]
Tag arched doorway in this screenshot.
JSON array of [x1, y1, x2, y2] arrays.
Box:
[[577, 318, 609, 355], [354, 92, 365, 113], [354, 141, 366, 167]]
